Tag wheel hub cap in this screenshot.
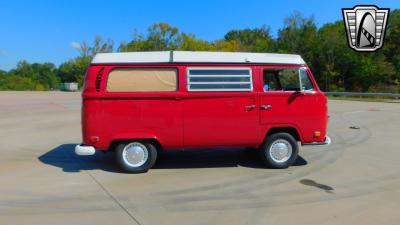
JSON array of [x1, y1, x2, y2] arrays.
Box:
[[122, 143, 148, 167], [269, 140, 292, 163]]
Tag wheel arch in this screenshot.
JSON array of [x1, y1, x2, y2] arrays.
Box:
[[265, 126, 303, 144], [108, 135, 163, 153]]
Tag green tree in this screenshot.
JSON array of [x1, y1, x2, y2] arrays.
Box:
[[76, 36, 114, 57], [6, 61, 59, 90], [314, 12, 398, 92], [346, 53, 395, 92], [0, 70, 7, 90], [61, 36, 113, 86], [213, 39, 241, 51], [224, 26, 275, 52], [178, 33, 215, 51], [119, 30, 149, 52], [3, 76, 37, 90], [383, 9, 400, 90], [120, 23, 180, 51], [314, 21, 350, 91], [120, 22, 242, 52], [33, 63, 59, 89], [147, 23, 180, 50], [4, 12, 400, 92], [58, 57, 91, 85], [277, 12, 318, 68]]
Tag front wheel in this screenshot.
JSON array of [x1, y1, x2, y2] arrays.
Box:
[[259, 132, 299, 168], [115, 141, 158, 173]]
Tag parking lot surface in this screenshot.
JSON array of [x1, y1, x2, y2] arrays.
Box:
[[0, 91, 399, 225]]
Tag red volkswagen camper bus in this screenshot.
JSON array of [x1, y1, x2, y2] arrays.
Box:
[[75, 51, 329, 173]]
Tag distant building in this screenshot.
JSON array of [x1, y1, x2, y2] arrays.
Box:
[[60, 82, 78, 91]]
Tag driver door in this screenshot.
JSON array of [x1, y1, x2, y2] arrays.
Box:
[[259, 66, 317, 127]]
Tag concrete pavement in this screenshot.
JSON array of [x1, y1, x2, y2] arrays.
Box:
[[0, 91, 399, 225]]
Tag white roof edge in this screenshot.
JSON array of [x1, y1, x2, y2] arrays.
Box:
[[92, 51, 305, 65]]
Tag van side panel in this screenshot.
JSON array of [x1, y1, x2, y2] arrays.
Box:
[[82, 65, 183, 150], [183, 93, 259, 147], [182, 65, 259, 148], [82, 97, 183, 150]]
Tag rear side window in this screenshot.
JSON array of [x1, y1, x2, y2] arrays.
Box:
[[187, 68, 253, 92], [106, 68, 177, 92]]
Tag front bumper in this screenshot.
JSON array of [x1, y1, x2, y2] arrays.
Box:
[[303, 136, 332, 146], [75, 144, 96, 156]]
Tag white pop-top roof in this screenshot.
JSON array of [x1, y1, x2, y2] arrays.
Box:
[[92, 51, 305, 65]]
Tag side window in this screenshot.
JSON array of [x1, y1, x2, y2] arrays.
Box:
[[187, 68, 253, 92], [300, 68, 314, 91], [263, 68, 300, 91], [106, 68, 177, 92], [263, 70, 280, 91]]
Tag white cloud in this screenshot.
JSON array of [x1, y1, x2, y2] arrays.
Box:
[[70, 42, 81, 50]]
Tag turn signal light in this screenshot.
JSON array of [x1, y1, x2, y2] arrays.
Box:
[[314, 131, 321, 137], [90, 136, 100, 143]]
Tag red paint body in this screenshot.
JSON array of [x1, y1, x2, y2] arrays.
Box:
[[81, 63, 327, 151]]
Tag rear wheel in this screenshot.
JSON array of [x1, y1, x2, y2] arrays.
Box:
[[115, 141, 157, 173], [259, 132, 298, 168]]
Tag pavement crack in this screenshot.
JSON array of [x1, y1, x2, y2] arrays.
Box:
[[85, 171, 142, 225], [64, 147, 141, 225]]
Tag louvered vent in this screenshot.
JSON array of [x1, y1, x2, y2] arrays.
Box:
[[95, 67, 104, 92]]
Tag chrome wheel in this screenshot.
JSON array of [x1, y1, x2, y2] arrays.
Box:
[[122, 142, 149, 167], [269, 139, 293, 163]]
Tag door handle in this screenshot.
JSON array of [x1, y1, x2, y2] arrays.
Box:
[[245, 104, 256, 111], [260, 104, 272, 110]]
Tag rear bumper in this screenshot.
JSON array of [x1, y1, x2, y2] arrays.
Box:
[[75, 144, 96, 156], [303, 136, 332, 146]]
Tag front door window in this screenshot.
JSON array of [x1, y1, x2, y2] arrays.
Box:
[[263, 68, 301, 92]]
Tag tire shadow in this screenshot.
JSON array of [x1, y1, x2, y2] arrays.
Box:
[[153, 147, 307, 169], [38, 144, 307, 172]]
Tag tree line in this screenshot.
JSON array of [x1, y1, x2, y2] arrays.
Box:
[[1, 10, 399, 92]]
